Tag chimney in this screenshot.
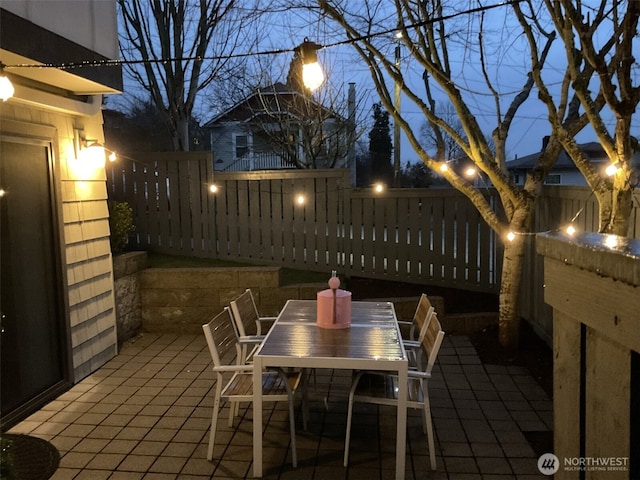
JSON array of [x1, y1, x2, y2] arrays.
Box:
[[542, 136, 550, 151]]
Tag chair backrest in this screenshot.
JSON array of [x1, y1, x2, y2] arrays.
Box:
[[230, 289, 260, 337], [412, 294, 435, 342], [420, 313, 445, 375], [202, 307, 239, 368]]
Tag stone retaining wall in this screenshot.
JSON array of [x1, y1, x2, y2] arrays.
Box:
[[113, 263, 497, 338], [140, 266, 324, 334], [112, 252, 147, 347]]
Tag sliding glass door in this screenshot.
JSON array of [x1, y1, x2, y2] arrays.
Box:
[[0, 138, 69, 426]]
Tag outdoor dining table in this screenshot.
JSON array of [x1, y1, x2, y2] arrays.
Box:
[[252, 299, 408, 479]]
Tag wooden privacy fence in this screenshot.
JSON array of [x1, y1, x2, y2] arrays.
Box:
[[107, 153, 503, 293], [107, 152, 640, 303]]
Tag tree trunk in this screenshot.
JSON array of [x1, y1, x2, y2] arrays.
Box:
[[498, 238, 526, 350], [175, 116, 190, 152]]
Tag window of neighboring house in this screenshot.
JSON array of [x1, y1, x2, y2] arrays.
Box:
[[234, 134, 248, 158], [544, 174, 561, 185]]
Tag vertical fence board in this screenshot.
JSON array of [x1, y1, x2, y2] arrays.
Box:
[[155, 158, 169, 252], [350, 195, 363, 276], [396, 196, 410, 278], [407, 196, 422, 281], [189, 158, 204, 256], [316, 177, 329, 269], [178, 160, 192, 253], [271, 179, 284, 262], [362, 197, 375, 274], [248, 180, 260, 259], [215, 178, 229, 257], [326, 177, 339, 269], [282, 179, 294, 265]]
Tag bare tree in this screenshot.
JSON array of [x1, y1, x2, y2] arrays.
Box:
[[238, 47, 369, 169], [117, 0, 254, 151], [246, 81, 363, 169], [310, 0, 614, 348], [520, 0, 639, 236]]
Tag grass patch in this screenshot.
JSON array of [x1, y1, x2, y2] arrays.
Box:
[[147, 252, 251, 269], [145, 251, 329, 286], [279, 268, 328, 285]]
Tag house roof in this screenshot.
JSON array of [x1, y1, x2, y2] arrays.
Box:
[[506, 142, 609, 170], [204, 82, 340, 127]]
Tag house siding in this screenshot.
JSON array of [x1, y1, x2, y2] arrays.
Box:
[[0, 100, 118, 383]]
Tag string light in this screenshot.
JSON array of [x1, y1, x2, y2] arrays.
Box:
[[296, 38, 324, 91], [374, 183, 385, 193], [1, 1, 524, 75], [296, 194, 306, 205], [605, 160, 621, 177], [209, 184, 218, 193], [0, 64, 14, 101]]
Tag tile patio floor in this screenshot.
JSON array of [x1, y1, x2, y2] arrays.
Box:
[[8, 332, 553, 479]]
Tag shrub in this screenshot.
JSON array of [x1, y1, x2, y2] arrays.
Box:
[[108, 201, 136, 254]]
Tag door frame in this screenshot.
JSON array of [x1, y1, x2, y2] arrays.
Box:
[[1, 119, 73, 429]]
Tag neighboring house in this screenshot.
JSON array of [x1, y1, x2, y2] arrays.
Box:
[[0, 3, 122, 427], [204, 82, 355, 171], [507, 138, 639, 186]]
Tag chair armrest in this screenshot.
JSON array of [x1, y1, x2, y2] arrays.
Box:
[[256, 316, 276, 335], [258, 316, 277, 323], [213, 365, 254, 373], [238, 335, 265, 345], [397, 320, 413, 339]]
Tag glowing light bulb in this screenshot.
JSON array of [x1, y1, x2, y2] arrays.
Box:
[[506, 231, 516, 242], [374, 183, 384, 193], [0, 74, 14, 102], [108, 151, 117, 162], [302, 62, 324, 91], [565, 225, 576, 236], [297, 38, 324, 91], [296, 195, 305, 205], [439, 163, 449, 172], [209, 184, 218, 193], [465, 167, 476, 177], [605, 162, 621, 176]]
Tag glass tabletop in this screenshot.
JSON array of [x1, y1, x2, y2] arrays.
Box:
[[257, 300, 405, 362]]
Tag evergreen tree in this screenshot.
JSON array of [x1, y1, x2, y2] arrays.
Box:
[[368, 103, 393, 184]]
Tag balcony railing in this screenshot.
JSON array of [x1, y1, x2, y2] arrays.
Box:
[[222, 152, 295, 171]]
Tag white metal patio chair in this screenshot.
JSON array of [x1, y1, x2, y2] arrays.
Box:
[[230, 288, 276, 364], [343, 313, 445, 470], [202, 307, 303, 467]]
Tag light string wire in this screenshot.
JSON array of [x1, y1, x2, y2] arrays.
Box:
[[1, 0, 525, 72]]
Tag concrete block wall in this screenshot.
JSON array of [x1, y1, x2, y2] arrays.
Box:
[[139, 266, 326, 334], [130, 269, 491, 337]]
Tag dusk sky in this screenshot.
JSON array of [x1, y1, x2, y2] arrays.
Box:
[[111, 1, 639, 163]]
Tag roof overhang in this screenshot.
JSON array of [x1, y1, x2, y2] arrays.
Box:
[[0, 8, 122, 95]]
